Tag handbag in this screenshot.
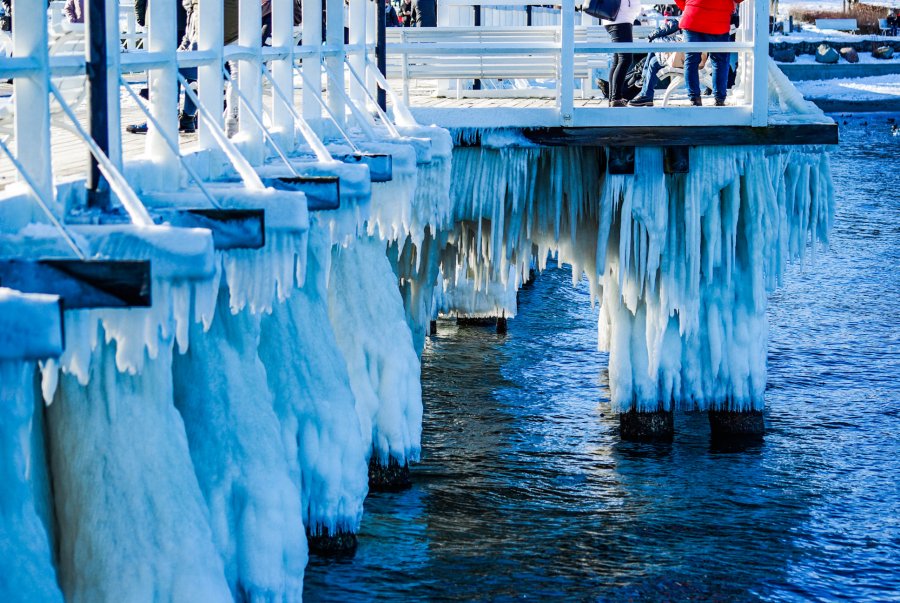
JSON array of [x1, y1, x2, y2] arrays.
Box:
[[584, 0, 622, 21]]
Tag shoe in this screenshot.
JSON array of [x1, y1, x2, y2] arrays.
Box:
[[179, 114, 197, 133], [126, 122, 148, 134], [714, 97, 726, 106], [628, 95, 654, 107], [689, 96, 702, 107], [609, 99, 628, 107]]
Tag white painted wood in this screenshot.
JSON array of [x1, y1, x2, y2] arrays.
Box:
[[272, 0, 295, 150], [239, 0, 264, 164], [105, 0, 122, 169], [12, 0, 53, 200], [752, 0, 769, 127], [348, 0, 367, 107], [302, 0, 323, 131], [147, 0, 179, 186], [325, 0, 346, 128], [198, 0, 225, 151]]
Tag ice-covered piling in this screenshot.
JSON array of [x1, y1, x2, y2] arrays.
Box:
[[0, 361, 64, 603], [445, 141, 834, 438]]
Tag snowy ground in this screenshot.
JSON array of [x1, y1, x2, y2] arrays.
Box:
[[794, 74, 900, 101]]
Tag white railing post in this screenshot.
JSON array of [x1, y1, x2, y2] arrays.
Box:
[[198, 0, 224, 152], [325, 0, 346, 129], [302, 0, 323, 133], [272, 0, 296, 150], [349, 0, 367, 106], [559, 0, 574, 125], [239, 0, 265, 164], [366, 0, 377, 94], [13, 0, 53, 201], [105, 0, 122, 169], [147, 0, 179, 186], [751, 0, 769, 126]]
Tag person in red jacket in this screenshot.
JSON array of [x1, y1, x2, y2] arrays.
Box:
[[675, 0, 741, 106]]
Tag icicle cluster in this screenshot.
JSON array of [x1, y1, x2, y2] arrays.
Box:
[[444, 143, 834, 412]]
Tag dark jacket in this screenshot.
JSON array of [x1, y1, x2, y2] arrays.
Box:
[[181, 0, 238, 50], [64, 0, 85, 23], [134, 0, 147, 27], [647, 18, 680, 41], [386, 3, 401, 27], [411, 0, 436, 27]]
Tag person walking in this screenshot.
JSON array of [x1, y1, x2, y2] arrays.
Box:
[[63, 0, 85, 23], [675, 0, 740, 106], [386, 0, 402, 27], [411, 0, 437, 27], [600, 0, 642, 106]]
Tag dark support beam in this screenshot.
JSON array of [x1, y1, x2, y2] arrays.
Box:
[[663, 146, 690, 174], [619, 407, 674, 442], [607, 146, 635, 175], [86, 0, 110, 210], [265, 176, 341, 210], [0, 260, 152, 309], [333, 152, 393, 183], [523, 124, 839, 147], [155, 209, 266, 250], [376, 0, 387, 111]]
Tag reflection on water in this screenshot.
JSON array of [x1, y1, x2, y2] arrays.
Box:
[[305, 114, 900, 601]]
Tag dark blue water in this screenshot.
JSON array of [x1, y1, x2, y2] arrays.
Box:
[[304, 114, 900, 602]]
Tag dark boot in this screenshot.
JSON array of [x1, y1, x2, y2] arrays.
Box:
[[179, 113, 197, 133], [689, 96, 702, 107]]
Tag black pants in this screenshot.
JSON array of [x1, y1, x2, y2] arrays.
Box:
[[605, 23, 633, 101]]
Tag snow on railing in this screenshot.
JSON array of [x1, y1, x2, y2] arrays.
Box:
[[395, 0, 770, 127]]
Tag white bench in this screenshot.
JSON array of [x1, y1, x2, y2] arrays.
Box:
[[386, 25, 657, 100], [814, 18, 858, 33]]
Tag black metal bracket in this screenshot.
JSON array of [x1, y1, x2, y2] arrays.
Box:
[[663, 146, 690, 174], [0, 259, 152, 309], [607, 146, 635, 175], [334, 153, 393, 183], [155, 209, 266, 250], [266, 176, 341, 211]]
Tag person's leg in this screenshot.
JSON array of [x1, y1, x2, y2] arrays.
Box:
[[682, 29, 702, 102], [639, 53, 662, 99], [606, 23, 633, 101], [709, 33, 729, 102], [179, 66, 198, 117]]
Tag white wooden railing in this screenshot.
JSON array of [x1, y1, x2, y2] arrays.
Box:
[[390, 0, 770, 127], [0, 0, 396, 199]]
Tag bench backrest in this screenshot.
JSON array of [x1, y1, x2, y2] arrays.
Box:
[[815, 18, 858, 30]]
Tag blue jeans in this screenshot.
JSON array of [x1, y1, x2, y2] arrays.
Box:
[[639, 53, 663, 99], [683, 30, 730, 100], [178, 67, 198, 117]]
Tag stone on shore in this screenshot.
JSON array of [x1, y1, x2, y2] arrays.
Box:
[[815, 44, 840, 64], [839, 47, 859, 63]]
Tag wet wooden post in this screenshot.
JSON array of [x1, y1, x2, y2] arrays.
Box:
[[325, 0, 346, 128], [619, 407, 674, 442]]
